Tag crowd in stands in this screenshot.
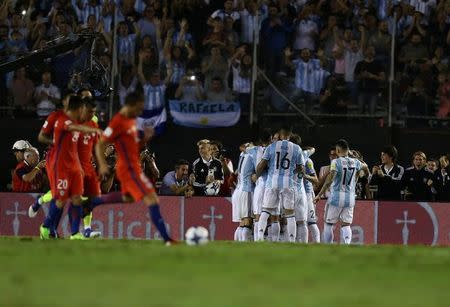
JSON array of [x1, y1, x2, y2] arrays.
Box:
[[0, 0, 448, 122], [10, 136, 450, 201]]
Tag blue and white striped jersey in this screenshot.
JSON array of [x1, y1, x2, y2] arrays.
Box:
[[292, 58, 321, 93], [327, 157, 362, 208], [303, 158, 316, 194], [255, 145, 267, 185], [263, 140, 305, 189], [143, 84, 166, 111], [237, 146, 257, 192]]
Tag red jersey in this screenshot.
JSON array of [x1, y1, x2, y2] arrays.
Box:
[[102, 113, 140, 175], [53, 113, 82, 173], [41, 109, 65, 136], [78, 119, 99, 176], [12, 161, 43, 192]]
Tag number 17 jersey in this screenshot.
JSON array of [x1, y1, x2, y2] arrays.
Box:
[[328, 157, 362, 208], [262, 140, 304, 190]]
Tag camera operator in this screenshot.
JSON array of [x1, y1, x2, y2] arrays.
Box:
[[140, 148, 160, 184], [210, 140, 234, 196], [12, 147, 47, 192], [160, 159, 194, 197], [191, 140, 224, 196], [401, 151, 434, 201], [369, 146, 404, 200]]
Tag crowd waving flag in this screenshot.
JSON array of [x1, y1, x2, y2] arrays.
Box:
[[169, 100, 241, 128]]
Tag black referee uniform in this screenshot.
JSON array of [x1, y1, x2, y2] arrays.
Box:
[[192, 157, 224, 196], [369, 164, 404, 200], [401, 167, 434, 201]]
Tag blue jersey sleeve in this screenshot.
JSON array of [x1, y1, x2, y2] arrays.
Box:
[[262, 143, 272, 161]]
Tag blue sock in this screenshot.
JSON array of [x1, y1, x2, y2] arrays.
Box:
[[68, 204, 82, 235], [148, 205, 171, 242], [43, 200, 60, 230], [32, 199, 41, 212], [51, 208, 64, 237]]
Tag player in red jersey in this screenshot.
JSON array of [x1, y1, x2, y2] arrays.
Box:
[[40, 95, 102, 240], [94, 92, 175, 244]]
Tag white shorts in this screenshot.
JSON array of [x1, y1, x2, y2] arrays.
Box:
[[263, 188, 295, 211], [232, 188, 253, 222], [324, 203, 354, 224], [294, 189, 307, 221], [252, 182, 265, 215], [306, 191, 317, 223]]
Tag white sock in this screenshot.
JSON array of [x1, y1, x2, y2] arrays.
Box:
[[309, 223, 320, 243], [286, 216, 296, 243], [341, 226, 352, 244], [253, 221, 259, 241], [266, 225, 271, 241], [270, 222, 280, 242], [323, 223, 334, 244], [240, 227, 252, 242], [257, 212, 270, 241], [234, 227, 241, 241], [296, 223, 308, 243]]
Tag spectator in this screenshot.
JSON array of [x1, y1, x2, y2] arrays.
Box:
[[369, 145, 404, 200], [118, 66, 138, 106], [261, 4, 292, 77], [12, 140, 31, 163], [426, 158, 439, 174], [9, 67, 34, 110], [205, 77, 233, 102], [402, 77, 431, 126], [192, 140, 224, 196], [238, 0, 264, 44], [209, 0, 240, 24], [436, 72, 450, 119], [140, 148, 160, 184], [399, 33, 429, 68], [434, 154, 450, 201], [230, 46, 251, 110], [368, 20, 391, 64], [174, 73, 204, 101], [34, 71, 61, 117], [354, 46, 385, 114], [293, 5, 318, 52], [201, 46, 229, 90], [401, 151, 434, 201], [160, 159, 193, 196], [12, 147, 46, 192], [136, 5, 157, 44], [203, 17, 230, 52], [100, 144, 117, 194], [319, 75, 349, 114]]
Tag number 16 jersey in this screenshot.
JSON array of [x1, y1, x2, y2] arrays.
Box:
[[328, 157, 362, 208], [262, 140, 304, 190]]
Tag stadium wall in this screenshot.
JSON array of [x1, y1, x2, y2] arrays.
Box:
[[1, 193, 449, 246]]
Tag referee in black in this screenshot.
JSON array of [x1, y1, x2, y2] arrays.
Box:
[[369, 146, 404, 200], [191, 140, 224, 196]]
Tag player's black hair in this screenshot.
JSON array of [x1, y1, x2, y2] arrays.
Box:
[[257, 129, 272, 145], [278, 128, 292, 139], [124, 92, 144, 106], [335, 139, 349, 151], [289, 133, 301, 146], [382, 145, 398, 163], [175, 159, 190, 169], [67, 95, 85, 111], [209, 140, 223, 151]]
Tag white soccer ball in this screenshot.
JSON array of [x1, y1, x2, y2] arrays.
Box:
[[185, 226, 209, 246], [204, 181, 220, 196]]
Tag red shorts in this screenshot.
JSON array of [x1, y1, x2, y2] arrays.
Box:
[[83, 173, 101, 197], [51, 170, 84, 202], [117, 168, 155, 202]]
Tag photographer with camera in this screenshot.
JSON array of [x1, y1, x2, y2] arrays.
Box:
[[210, 140, 234, 196], [100, 144, 117, 193], [174, 71, 204, 101], [140, 148, 160, 185], [160, 159, 194, 197]]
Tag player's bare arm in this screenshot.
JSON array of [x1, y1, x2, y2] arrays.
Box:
[[95, 139, 110, 177], [315, 170, 336, 203], [38, 131, 53, 145], [256, 159, 268, 179], [67, 124, 102, 135], [303, 172, 319, 185]]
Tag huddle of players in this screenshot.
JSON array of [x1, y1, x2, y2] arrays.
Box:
[[232, 129, 369, 244], [33, 89, 175, 244]]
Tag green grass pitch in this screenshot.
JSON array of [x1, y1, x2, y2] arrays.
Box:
[[0, 238, 449, 307]]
